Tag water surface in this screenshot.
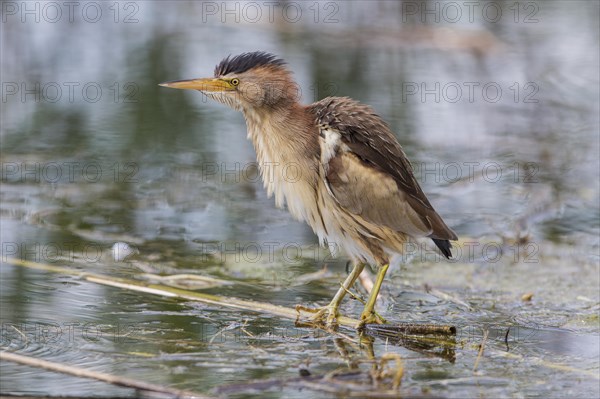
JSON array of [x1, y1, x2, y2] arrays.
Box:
[[1, 1, 599, 398]]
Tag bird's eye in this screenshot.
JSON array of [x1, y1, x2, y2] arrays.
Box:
[[230, 78, 240, 86]]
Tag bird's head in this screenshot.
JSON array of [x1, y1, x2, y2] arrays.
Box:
[[160, 52, 299, 112]]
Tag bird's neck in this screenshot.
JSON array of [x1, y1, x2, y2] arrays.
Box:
[[242, 103, 319, 168], [241, 103, 320, 214]]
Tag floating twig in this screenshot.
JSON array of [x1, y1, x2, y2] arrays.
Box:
[[0, 351, 213, 399]]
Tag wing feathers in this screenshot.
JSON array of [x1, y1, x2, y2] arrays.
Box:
[[310, 97, 457, 243]]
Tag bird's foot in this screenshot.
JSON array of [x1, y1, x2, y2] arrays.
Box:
[[356, 310, 387, 330], [295, 304, 339, 330]]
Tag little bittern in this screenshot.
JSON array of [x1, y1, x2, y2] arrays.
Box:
[[160, 52, 457, 328]]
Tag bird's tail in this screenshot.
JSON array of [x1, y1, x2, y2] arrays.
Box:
[[432, 238, 453, 259]]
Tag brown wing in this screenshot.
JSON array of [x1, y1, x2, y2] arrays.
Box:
[[309, 97, 458, 243]]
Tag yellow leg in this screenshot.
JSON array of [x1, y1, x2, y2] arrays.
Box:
[[325, 262, 365, 324], [358, 263, 389, 328], [296, 263, 365, 327]]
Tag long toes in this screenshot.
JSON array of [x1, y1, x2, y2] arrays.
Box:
[[295, 304, 322, 314], [295, 305, 341, 329]]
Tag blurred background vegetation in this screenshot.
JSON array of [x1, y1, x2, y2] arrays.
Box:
[[1, 1, 598, 398]]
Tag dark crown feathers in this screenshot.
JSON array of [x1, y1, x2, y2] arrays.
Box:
[[215, 52, 286, 76]]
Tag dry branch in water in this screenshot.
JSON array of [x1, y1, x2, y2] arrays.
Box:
[[0, 351, 212, 399], [4, 257, 457, 338]]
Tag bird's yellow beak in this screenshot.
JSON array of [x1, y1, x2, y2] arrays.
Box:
[[159, 78, 232, 91]]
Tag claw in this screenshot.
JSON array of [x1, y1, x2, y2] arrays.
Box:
[[356, 310, 387, 330], [295, 304, 339, 329], [295, 263, 366, 330]]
